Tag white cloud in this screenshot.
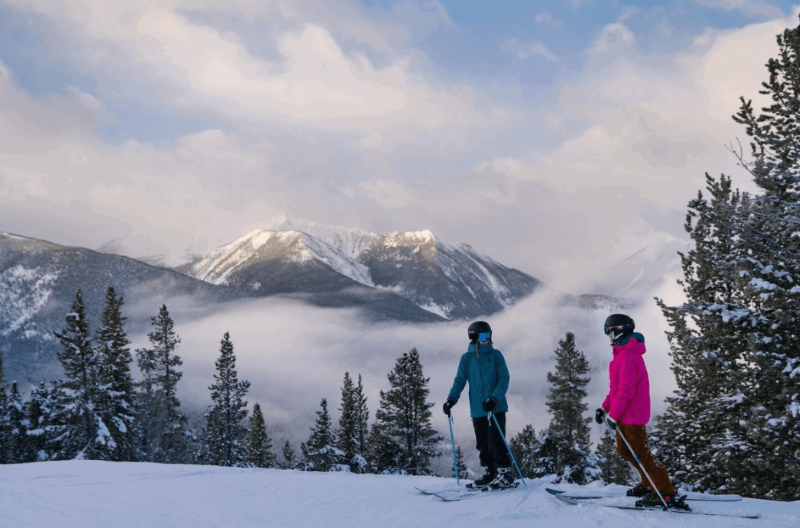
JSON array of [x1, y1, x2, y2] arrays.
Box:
[[501, 38, 559, 62], [534, 12, 553, 24], [590, 22, 636, 53], [358, 179, 412, 208], [692, 0, 785, 18]]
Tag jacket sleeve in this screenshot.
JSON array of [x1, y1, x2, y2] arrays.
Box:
[[609, 352, 637, 420], [448, 354, 469, 402], [490, 352, 510, 401]]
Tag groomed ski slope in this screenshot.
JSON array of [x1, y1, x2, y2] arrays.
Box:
[[1, 461, 797, 528]]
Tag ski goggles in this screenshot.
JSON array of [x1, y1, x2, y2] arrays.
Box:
[[477, 331, 492, 342], [604, 325, 623, 335]]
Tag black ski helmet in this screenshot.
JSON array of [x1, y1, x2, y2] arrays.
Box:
[[604, 314, 635, 344], [468, 321, 492, 343]]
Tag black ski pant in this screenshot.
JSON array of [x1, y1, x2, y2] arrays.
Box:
[[472, 412, 510, 473]]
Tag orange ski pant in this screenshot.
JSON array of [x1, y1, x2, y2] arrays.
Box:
[[616, 424, 675, 496]]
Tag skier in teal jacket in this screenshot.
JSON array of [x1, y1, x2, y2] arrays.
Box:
[[443, 321, 514, 489]]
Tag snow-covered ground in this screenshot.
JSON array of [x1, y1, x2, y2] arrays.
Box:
[[1, 461, 798, 528]]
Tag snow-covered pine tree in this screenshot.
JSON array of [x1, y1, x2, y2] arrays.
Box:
[[509, 424, 547, 479], [654, 174, 754, 494], [94, 287, 139, 461], [369, 348, 442, 475], [53, 289, 108, 460], [543, 332, 597, 484], [135, 305, 192, 464], [353, 374, 370, 471], [337, 372, 368, 473], [595, 429, 633, 486], [245, 403, 275, 468], [654, 17, 800, 500], [0, 350, 7, 464], [203, 332, 251, 467], [25, 380, 68, 461], [277, 440, 301, 470], [723, 22, 800, 499], [453, 446, 467, 479], [301, 398, 344, 472], [3, 382, 30, 463]]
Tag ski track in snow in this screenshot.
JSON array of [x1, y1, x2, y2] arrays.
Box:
[[1, 461, 798, 528]]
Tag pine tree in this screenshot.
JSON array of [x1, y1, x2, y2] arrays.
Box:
[[301, 398, 344, 472], [509, 424, 543, 479], [0, 350, 7, 464], [337, 372, 368, 473], [453, 446, 467, 479], [135, 305, 191, 464], [369, 348, 442, 475], [94, 287, 139, 461], [278, 440, 301, 470], [53, 289, 107, 460], [653, 17, 800, 500], [3, 382, 29, 463], [245, 403, 275, 468], [204, 332, 251, 467], [353, 374, 370, 471], [25, 380, 69, 461], [595, 429, 633, 486], [543, 332, 597, 484], [654, 174, 754, 494]]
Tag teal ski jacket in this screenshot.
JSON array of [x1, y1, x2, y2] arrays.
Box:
[[447, 343, 510, 418]]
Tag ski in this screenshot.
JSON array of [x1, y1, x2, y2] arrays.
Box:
[[545, 487, 743, 502], [547, 489, 759, 519]]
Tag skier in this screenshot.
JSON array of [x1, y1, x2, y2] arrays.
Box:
[[443, 321, 515, 490], [596, 314, 687, 510]]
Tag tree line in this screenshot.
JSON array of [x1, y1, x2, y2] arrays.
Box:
[[0, 288, 446, 473], [0, 286, 632, 481]]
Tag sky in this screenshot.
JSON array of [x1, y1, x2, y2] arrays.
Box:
[[2, 0, 800, 290]]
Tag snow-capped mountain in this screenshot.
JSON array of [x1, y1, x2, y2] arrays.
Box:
[[186, 218, 542, 320], [0, 231, 441, 385]]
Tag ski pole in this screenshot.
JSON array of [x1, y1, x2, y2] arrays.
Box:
[[449, 414, 460, 486], [489, 411, 527, 488], [604, 420, 670, 511]]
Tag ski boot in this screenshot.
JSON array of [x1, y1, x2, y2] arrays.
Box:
[[636, 492, 690, 511], [488, 467, 518, 490], [626, 484, 650, 497], [466, 469, 496, 490]]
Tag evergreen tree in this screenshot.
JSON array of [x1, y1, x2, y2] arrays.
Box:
[[337, 372, 369, 473], [301, 398, 344, 471], [53, 289, 108, 460], [94, 287, 139, 461], [135, 305, 191, 464], [369, 348, 442, 475], [245, 403, 275, 468], [509, 424, 543, 479], [353, 374, 371, 471], [654, 17, 800, 500], [3, 382, 29, 463], [543, 332, 597, 484], [0, 350, 7, 464], [277, 440, 301, 470], [204, 332, 251, 467], [453, 446, 467, 479], [25, 380, 69, 461], [595, 429, 633, 486]]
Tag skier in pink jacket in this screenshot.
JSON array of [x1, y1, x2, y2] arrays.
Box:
[[595, 314, 685, 510]]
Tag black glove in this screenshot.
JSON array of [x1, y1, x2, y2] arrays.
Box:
[[443, 398, 457, 416], [595, 408, 606, 425], [482, 397, 498, 413], [605, 416, 617, 432]]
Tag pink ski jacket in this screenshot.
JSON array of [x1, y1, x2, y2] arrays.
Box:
[[601, 334, 650, 425]]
